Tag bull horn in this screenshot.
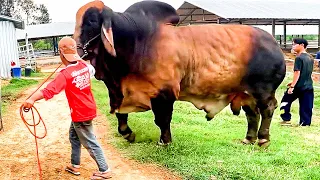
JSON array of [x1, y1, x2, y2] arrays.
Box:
[[101, 26, 116, 57]]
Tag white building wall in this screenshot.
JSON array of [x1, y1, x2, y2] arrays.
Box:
[[0, 21, 20, 79]]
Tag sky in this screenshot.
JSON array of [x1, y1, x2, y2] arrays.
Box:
[[33, 0, 184, 22]]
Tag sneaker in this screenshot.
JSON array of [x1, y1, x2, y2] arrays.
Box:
[[65, 164, 80, 176], [280, 121, 291, 126], [299, 123, 310, 127], [90, 170, 112, 179]]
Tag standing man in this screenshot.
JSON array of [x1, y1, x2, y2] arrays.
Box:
[[22, 37, 112, 179], [279, 38, 314, 126]]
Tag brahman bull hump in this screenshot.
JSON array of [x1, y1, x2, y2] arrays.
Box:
[[124, 0, 180, 25]]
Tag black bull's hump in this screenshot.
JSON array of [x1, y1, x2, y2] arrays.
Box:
[[124, 0, 180, 25]]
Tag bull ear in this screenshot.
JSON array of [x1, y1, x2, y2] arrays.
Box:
[[101, 7, 116, 57], [101, 26, 116, 57]]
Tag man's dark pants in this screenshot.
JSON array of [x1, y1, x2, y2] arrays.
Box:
[[280, 88, 314, 126]]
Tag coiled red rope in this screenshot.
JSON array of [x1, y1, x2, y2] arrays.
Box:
[[19, 63, 62, 180]]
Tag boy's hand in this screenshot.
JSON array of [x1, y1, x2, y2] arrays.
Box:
[[22, 99, 35, 112]]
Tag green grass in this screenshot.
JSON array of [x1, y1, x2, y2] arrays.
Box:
[[1, 78, 39, 113], [21, 69, 48, 77], [92, 78, 320, 180]]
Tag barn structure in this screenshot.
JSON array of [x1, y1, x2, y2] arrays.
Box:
[[16, 22, 75, 56], [0, 15, 24, 78], [176, 0, 320, 52]]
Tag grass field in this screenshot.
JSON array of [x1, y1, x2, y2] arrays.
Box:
[[1, 78, 39, 113], [92, 76, 320, 180]]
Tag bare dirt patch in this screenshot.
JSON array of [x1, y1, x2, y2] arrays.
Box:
[[1, 79, 10, 87], [0, 84, 181, 180]]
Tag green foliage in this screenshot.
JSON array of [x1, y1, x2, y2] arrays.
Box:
[[275, 35, 318, 41], [33, 39, 52, 50], [92, 78, 320, 180]]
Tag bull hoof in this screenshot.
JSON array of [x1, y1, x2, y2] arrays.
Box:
[[123, 133, 136, 143], [205, 114, 213, 121], [157, 139, 171, 146], [232, 111, 240, 116], [241, 138, 256, 145], [258, 139, 270, 148]]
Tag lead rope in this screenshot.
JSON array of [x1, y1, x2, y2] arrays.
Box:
[[19, 63, 63, 180]]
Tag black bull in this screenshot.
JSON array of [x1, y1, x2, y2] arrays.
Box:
[[73, 0, 286, 147]]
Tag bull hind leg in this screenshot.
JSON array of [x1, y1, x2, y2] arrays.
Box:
[[245, 88, 278, 148], [241, 92, 278, 147], [151, 89, 176, 145], [241, 102, 260, 145], [116, 113, 136, 142], [256, 93, 278, 148]]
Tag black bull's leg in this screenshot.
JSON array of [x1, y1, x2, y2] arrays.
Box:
[[116, 113, 136, 142], [151, 89, 176, 145], [257, 96, 278, 147], [241, 94, 278, 148], [242, 105, 260, 145], [116, 88, 175, 145]]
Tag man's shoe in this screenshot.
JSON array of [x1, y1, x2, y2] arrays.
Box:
[[280, 121, 291, 126]]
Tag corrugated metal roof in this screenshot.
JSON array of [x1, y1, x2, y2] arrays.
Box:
[[0, 15, 24, 29], [16, 22, 75, 40], [180, 0, 320, 20]]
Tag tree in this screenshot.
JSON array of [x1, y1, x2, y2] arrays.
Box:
[[32, 4, 51, 25], [15, 0, 36, 25], [0, 0, 51, 25], [0, 0, 15, 17], [1, 0, 52, 52]]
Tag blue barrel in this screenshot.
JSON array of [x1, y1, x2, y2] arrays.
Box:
[[12, 67, 22, 78]]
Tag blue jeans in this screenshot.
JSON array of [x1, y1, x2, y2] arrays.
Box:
[[69, 120, 109, 172]]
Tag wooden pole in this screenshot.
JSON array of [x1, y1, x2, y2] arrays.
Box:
[[272, 19, 276, 38], [284, 21, 287, 49]]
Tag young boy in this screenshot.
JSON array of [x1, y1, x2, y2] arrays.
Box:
[[279, 38, 314, 126], [22, 37, 112, 179]]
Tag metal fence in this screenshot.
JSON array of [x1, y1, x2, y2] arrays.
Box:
[[285, 58, 320, 89]]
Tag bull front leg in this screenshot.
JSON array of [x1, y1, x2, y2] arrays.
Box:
[[151, 89, 176, 145], [116, 113, 136, 142]]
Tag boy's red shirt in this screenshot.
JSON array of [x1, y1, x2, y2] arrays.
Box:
[[41, 60, 97, 122]]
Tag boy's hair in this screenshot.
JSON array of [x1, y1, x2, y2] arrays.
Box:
[[293, 38, 308, 48]]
